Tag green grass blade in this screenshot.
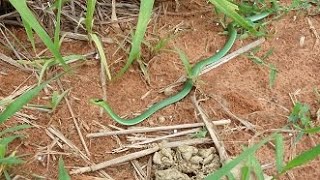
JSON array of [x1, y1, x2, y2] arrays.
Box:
[[116, 0, 155, 77], [85, 0, 97, 34], [0, 73, 63, 123], [303, 126, 320, 134], [175, 47, 192, 77], [288, 102, 311, 127], [0, 144, 6, 158], [54, 0, 62, 49], [58, 157, 71, 180], [241, 165, 250, 180], [208, 0, 256, 33], [226, 172, 235, 180], [51, 89, 69, 112], [0, 124, 31, 137], [152, 35, 173, 54], [269, 64, 277, 88], [21, 17, 36, 53], [205, 134, 276, 179], [262, 48, 274, 60], [0, 156, 24, 165], [0, 135, 21, 147], [90, 33, 111, 80], [281, 144, 320, 174], [38, 59, 55, 85], [249, 156, 264, 180], [3, 170, 11, 180], [275, 134, 284, 173], [50, 0, 69, 10], [8, 0, 68, 69]]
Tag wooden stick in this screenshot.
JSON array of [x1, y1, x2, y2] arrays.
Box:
[[123, 128, 202, 149], [87, 120, 230, 138], [70, 138, 211, 174], [191, 95, 229, 164], [200, 38, 266, 76]]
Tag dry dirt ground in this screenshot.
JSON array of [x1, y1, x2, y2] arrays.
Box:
[[0, 0, 320, 179]]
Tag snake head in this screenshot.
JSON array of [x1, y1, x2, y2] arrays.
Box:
[[89, 98, 104, 105]]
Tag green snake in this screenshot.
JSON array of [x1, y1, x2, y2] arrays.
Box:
[[90, 13, 270, 126]]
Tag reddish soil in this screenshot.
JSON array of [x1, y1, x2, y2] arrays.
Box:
[[0, 0, 319, 179]]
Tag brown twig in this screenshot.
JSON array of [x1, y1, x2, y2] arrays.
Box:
[[131, 160, 146, 179], [201, 38, 266, 76], [119, 128, 202, 150], [146, 156, 152, 180], [191, 94, 229, 164], [87, 120, 230, 138]]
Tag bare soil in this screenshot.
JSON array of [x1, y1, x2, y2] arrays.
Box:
[[0, 0, 319, 179]]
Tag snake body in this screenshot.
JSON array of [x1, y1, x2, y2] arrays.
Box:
[[91, 13, 270, 126]]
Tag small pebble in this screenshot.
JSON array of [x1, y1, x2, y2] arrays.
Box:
[[299, 36, 305, 48], [94, 53, 99, 59], [158, 116, 166, 123], [164, 87, 174, 96], [173, 129, 178, 134]]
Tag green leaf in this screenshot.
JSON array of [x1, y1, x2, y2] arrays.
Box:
[[288, 102, 311, 127], [54, 0, 63, 49], [0, 156, 24, 165], [3, 170, 11, 180], [50, 0, 70, 10], [249, 156, 264, 180], [303, 126, 320, 134], [21, 17, 36, 53], [241, 165, 250, 180], [226, 172, 236, 180], [0, 124, 30, 137], [269, 64, 277, 88], [205, 134, 276, 179], [208, 0, 256, 33], [51, 89, 69, 112], [85, 0, 97, 34], [58, 157, 71, 180], [249, 55, 264, 65], [0, 135, 22, 148], [90, 33, 111, 80], [275, 134, 284, 173], [38, 59, 55, 85], [262, 48, 274, 60], [0, 144, 6, 158], [281, 144, 320, 174], [116, 0, 155, 77], [152, 35, 173, 54], [0, 73, 63, 123], [175, 47, 192, 77]]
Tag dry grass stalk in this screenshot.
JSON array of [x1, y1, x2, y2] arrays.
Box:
[[87, 119, 230, 138]]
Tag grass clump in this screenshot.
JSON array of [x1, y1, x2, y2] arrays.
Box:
[[116, 0, 155, 78], [8, 0, 68, 69]]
